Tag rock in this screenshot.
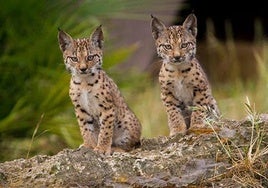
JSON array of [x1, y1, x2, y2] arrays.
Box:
[[0, 118, 267, 187]]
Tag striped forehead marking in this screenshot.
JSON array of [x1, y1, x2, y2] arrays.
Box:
[[74, 38, 91, 52], [167, 26, 184, 43]]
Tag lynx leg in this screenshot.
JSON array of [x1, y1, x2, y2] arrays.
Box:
[[80, 128, 98, 149], [189, 109, 206, 129], [161, 91, 187, 135], [167, 108, 187, 136], [78, 117, 99, 149], [94, 108, 115, 155]]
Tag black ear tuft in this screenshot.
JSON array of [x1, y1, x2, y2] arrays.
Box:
[[91, 25, 104, 49], [151, 15, 166, 40], [182, 13, 197, 37], [58, 29, 74, 52]]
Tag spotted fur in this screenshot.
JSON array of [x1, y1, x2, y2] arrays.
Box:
[[58, 26, 141, 155], [151, 14, 219, 135]]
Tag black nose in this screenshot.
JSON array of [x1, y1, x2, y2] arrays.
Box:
[[80, 68, 87, 72], [174, 56, 183, 62]]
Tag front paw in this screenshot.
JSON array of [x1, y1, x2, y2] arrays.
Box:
[[94, 146, 111, 156]]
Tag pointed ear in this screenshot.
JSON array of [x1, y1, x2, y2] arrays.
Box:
[[151, 15, 166, 40], [58, 29, 74, 52], [91, 25, 104, 49], [182, 13, 197, 37]]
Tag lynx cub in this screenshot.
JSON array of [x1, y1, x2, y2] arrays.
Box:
[[58, 26, 141, 155], [151, 14, 219, 135]]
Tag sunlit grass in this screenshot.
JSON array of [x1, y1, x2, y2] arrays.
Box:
[[129, 85, 169, 138], [200, 26, 268, 120], [215, 41, 268, 120], [111, 70, 169, 138]]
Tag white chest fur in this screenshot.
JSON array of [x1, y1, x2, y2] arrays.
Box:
[[79, 89, 100, 115], [173, 77, 193, 104]]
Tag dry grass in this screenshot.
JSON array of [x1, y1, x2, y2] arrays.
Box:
[[206, 98, 268, 187]]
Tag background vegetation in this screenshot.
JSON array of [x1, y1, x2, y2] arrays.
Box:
[[0, 0, 267, 162]]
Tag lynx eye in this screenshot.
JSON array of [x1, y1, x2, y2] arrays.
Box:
[[163, 44, 172, 50], [181, 43, 189, 48], [87, 55, 94, 61], [69, 56, 78, 62]]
